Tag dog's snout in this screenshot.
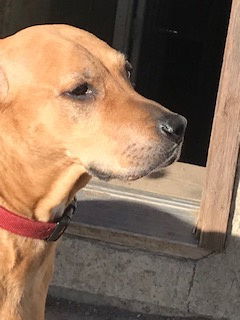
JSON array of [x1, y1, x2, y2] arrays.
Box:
[[158, 114, 187, 143]]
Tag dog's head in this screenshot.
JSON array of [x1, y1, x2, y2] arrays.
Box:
[[0, 25, 186, 182]]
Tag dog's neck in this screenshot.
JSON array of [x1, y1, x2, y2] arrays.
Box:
[[0, 136, 90, 319], [0, 140, 90, 222]]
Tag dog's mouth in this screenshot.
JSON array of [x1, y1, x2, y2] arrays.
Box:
[[87, 143, 182, 182]]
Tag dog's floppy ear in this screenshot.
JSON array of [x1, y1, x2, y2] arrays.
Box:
[[0, 66, 8, 101]]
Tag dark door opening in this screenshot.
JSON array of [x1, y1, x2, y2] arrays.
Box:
[[133, 0, 231, 166]]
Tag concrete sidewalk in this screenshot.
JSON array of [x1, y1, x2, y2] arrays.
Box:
[[46, 297, 210, 320]]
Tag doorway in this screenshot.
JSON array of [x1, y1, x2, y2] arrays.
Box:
[[131, 0, 231, 166]]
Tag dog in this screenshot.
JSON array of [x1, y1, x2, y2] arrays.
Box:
[[0, 24, 186, 320]]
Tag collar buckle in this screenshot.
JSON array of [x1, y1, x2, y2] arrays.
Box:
[[46, 199, 77, 242]]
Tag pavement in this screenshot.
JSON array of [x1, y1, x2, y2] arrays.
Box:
[[46, 296, 210, 320]]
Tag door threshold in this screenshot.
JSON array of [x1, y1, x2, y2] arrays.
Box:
[[69, 177, 211, 260]]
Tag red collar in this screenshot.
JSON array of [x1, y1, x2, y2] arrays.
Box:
[[0, 201, 76, 241]]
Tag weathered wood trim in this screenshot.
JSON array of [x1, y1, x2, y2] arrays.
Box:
[[197, 0, 240, 251], [67, 222, 211, 260]]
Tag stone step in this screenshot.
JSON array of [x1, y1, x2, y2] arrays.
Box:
[[46, 296, 211, 320]]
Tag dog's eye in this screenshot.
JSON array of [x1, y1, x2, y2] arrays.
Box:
[[65, 83, 93, 100], [125, 61, 133, 79]]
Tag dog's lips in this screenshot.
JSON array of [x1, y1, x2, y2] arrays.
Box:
[[126, 149, 181, 181], [160, 146, 181, 168], [87, 143, 181, 182], [87, 166, 113, 181]]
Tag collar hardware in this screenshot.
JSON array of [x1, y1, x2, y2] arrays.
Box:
[[46, 200, 77, 242]]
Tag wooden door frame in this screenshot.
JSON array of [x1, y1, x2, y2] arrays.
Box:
[[196, 0, 240, 251]]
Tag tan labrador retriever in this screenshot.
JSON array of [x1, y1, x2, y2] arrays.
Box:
[[0, 25, 186, 320]]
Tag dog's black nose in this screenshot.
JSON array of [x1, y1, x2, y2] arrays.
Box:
[[158, 114, 187, 143]]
